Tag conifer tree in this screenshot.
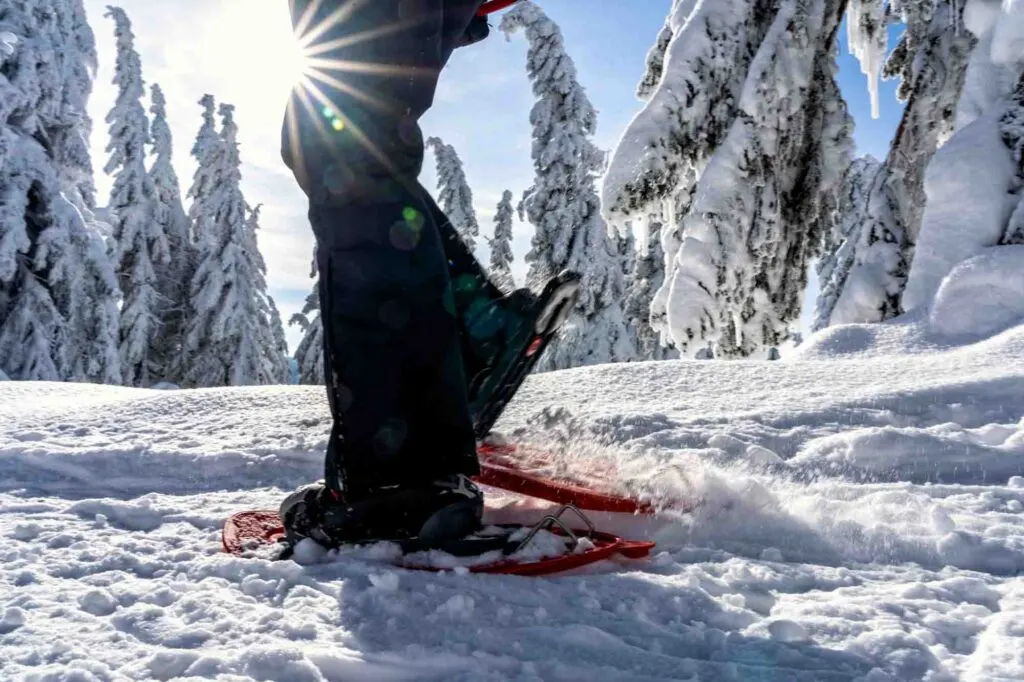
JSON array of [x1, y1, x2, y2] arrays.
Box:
[[501, 2, 635, 369], [902, 1, 1024, 310], [1003, 75, 1024, 246], [625, 220, 675, 360], [489, 190, 515, 293], [187, 94, 220, 245], [603, 0, 853, 357], [0, 1, 120, 383], [815, 0, 974, 324], [148, 83, 191, 381], [259, 293, 288, 384], [290, 285, 325, 386], [426, 136, 480, 251], [813, 155, 883, 330], [182, 105, 280, 386], [104, 6, 168, 386]]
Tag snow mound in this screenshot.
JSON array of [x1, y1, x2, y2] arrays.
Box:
[[929, 246, 1024, 340], [902, 109, 1018, 312]]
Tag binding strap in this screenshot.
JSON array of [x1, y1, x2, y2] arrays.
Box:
[[476, 0, 520, 16]]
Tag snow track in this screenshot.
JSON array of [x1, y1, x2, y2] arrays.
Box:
[[2, 324, 1023, 680]]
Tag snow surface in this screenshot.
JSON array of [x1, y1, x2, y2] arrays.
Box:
[[3, 314, 1024, 679]]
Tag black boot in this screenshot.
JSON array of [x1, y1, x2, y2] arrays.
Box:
[[280, 474, 484, 550]]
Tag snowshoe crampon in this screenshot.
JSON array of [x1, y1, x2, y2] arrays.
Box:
[[222, 504, 655, 576]]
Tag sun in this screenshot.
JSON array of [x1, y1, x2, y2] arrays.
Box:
[[212, 1, 313, 98], [281, 36, 313, 87]]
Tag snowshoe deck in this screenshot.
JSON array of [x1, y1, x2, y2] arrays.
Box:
[[222, 505, 655, 576]]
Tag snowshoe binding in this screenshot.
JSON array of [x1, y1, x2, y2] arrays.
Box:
[[452, 270, 581, 440], [278, 475, 484, 557]]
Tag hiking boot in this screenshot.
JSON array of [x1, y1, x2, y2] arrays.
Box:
[[280, 474, 484, 550]]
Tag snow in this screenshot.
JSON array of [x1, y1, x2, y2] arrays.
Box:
[[929, 246, 1024, 339], [902, 109, 1018, 312], [991, 0, 1024, 67], [3, 307, 1024, 679], [904, 0, 1024, 315]]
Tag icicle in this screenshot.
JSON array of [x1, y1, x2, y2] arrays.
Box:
[[847, 0, 888, 119], [634, 215, 651, 256]]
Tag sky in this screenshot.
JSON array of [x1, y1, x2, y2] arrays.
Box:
[[83, 0, 906, 353]]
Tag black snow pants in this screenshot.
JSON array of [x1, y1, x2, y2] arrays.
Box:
[[282, 0, 489, 496]]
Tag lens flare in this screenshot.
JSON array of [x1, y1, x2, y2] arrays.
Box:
[[283, 0, 432, 177]]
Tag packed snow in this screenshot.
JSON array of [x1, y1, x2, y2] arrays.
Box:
[[3, 303, 1024, 680]]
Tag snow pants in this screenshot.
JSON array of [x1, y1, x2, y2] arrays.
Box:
[[282, 0, 488, 495]]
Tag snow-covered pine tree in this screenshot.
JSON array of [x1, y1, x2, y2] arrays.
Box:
[[625, 219, 676, 360], [901, 0, 1024, 309], [148, 83, 191, 382], [186, 94, 220, 246], [635, 0, 695, 100], [619, 226, 636, 281], [169, 94, 219, 380], [1003, 74, 1024, 245], [266, 295, 290, 384], [290, 285, 324, 386], [426, 136, 480, 252], [53, 0, 101, 210], [500, 2, 635, 369], [104, 6, 168, 387], [830, 0, 975, 323], [603, 0, 852, 357], [627, 7, 690, 361], [182, 107, 280, 386], [53, 1, 121, 385], [0, 25, 69, 381], [0, 2, 120, 383], [813, 155, 883, 330], [489, 189, 515, 293], [617, 226, 642, 356]]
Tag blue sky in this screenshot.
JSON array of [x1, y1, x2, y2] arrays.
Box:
[[84, 0, 905, 352]]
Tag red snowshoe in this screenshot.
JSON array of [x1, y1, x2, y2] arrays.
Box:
[[476, 440, 658, 515], [223, 503, 655, 576]]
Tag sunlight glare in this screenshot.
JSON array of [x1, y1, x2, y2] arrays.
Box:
[[212, 1, 311, 99]]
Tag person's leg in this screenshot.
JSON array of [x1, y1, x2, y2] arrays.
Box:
[[285, 0, 484, 499], [313, 194, 478, 495]]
